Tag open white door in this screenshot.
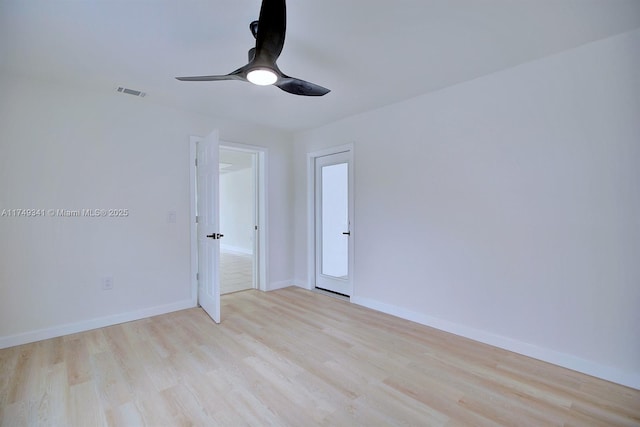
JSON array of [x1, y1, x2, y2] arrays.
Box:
[[197, 130, 221, 322]]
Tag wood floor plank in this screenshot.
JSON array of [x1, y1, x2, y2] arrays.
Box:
[[69, 381, 107, 427], [1, 286, 639, 426], [131, 339, 180, 392], [90, 351, 134, 410], [207, 367, 281, 426], [65, 338, 92, 386], [36, 362, 69, 426], [6, 344, 36, 405]]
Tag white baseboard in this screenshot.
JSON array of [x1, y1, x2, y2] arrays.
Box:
[[350, 295, 640, 391], [290, 281, 311, 290], [0, 299, 196, 350], [220, 244, 253, 256], [268, 280, 294, 291]]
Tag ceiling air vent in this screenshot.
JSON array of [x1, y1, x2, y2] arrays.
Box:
[[116, 86, 146, 97]]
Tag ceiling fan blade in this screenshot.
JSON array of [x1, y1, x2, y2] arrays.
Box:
[[255, 0, 286, 61], [250, 21, 259, 40], [275, 77, 330, 96], [176, 64, 249, 82], [176, 74, 244, 82]]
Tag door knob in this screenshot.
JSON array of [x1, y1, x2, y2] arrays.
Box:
[[342, 231, 351, 236], [206, 233, 224, 239]]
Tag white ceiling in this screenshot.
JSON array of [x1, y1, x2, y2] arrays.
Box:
[[1, 0, 639, 133]]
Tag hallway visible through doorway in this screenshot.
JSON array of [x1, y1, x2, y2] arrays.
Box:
[[220, 251, 253, 294], [219, 147, 257, 294]]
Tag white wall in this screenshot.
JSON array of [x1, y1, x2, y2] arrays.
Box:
[[220, 167, 254, 255], [293, 29, 640, 389], [0, 72, 293, 347]]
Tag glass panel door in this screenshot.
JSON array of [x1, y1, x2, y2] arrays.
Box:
[[314, 150, 352, 296], [321, 162, 348, 279]]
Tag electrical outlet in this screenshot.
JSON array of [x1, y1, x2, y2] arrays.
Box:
[[102, 276, 114, 290]]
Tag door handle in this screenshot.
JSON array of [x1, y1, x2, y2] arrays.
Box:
[[206, 233, 224, 239], [342, 231, 351, 236]]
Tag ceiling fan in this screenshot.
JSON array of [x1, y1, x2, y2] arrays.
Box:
[[176, 0, 330, 96]]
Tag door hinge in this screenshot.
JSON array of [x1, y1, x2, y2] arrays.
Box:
[[195, 216, 199, 223], [196, 272, 199, 280], [195, 158, 198, 167], [255, 225, 258, 230]]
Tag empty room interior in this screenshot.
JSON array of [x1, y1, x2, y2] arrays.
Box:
[[1, 0, 639, 425]]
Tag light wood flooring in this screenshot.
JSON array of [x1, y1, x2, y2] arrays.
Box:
[[220, 251, 253, 295], [1, 287, 639, 426]]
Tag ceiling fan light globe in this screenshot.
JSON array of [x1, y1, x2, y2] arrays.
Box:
[[247, 69, 278, 86]]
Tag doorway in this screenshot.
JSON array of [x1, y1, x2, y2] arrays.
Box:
[[310, 146, 354, 297], [190, 137, 267, 321], [219, 147, 258, 294]]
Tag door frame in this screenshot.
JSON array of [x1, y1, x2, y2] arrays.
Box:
[[190, 137, 268, 308], [306, 143, 355, 296]]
